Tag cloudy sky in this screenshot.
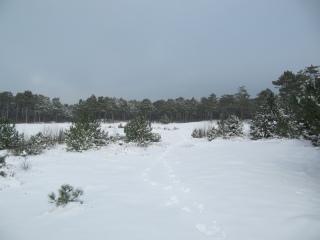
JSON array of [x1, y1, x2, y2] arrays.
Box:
[[1, 0, 319, 104]]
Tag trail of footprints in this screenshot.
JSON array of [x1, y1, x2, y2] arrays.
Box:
[[141, 147, 226, 239]]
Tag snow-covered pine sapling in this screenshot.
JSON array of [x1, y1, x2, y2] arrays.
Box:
[[48, 184, 84, 207], [65, 113, 109, 152], [124, 115, 161, 146], [0, 118, 24, 150], [208, 115, 243, 140]]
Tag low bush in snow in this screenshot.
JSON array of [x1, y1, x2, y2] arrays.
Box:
[[11, 132, 58, 156], [48, 184, 84, 207], [0, 118, 24, 150], [191, 127, 209, 138], [124, 115, 161, 146], [191, 123, 212, 138], [208, 115, 243, 141], [250, 93, 301, 140], [0, 154, 7, 177], [65, 113, 109, 152]]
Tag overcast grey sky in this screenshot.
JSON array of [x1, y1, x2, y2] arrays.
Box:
[[1, 0, 319, 104]]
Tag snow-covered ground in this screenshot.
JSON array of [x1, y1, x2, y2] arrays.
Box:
[[1, 122, 320, 240]]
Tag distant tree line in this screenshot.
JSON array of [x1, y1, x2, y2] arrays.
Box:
[[0, 86, 263, 123], [0, 65, 319, 128]]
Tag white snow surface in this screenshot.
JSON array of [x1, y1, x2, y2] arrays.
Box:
[[1, 122, 320, 240]]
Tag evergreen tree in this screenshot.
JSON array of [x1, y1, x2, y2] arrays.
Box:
[[235, 86, 251, 120], [208, 115, 243, 140], [218, 94, 237, 117], [124, 115, 160, 145], [0, 118, 24, 150], [272, 71, 302, 109], [0, 91, 14, 119], [291, 65, 320, 145], [250, 93, 299, 140], [65, 113, 109, 152]]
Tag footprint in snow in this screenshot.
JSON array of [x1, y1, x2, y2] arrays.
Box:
[[165, 196, 179, 206], [182, 207, 192, 213], [181, 187, 190, 193], [194, 202, 205, 213], [195, 222, 226, 238]]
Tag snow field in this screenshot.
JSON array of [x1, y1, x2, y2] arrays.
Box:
[[0, 122, 320, 240]]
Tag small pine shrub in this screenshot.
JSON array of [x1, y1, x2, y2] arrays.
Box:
[[191, 128, 209, 138], [0, 118, 24, 150], [250, 93, 300, 140], [223, 115, 243, 138], [250, 113, 277, 139], [207, 126, 219, 141], [65, 113, 109, 152], [48, 184, 84, 207], [118, 123, 125, 128], [0, 155, 14, 178], [11, 132, 55, 156], [207, 115, 243, 141], [124, 116, 161, 146]]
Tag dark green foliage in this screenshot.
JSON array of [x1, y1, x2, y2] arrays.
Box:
[[291, 66, 320, 146], [223, 115, 244, 137], [0, 154, 9, 178], [65, 113, 109, 152], [159, 114, 170, 124], [250, 93, 299, 140], [191, 127, 209, 138], [272, 70, 303, 109], [11, 131, 61, 156], [48, 184, 84, 207], [0, 118, 24, 150], [207, 126, 219, 141], [124, 116, 161, 145], [0, 155, 6, 175], [0, 155, 5, 167], [208, 115, 243, 140]]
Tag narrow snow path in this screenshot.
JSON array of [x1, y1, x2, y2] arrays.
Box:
[[141, 130, 226, 239]]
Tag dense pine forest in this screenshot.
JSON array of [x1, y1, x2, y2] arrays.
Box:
[[1, 65, 319, 139]]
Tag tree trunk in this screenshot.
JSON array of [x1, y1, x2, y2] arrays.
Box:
[[25, 107, 28, 123]]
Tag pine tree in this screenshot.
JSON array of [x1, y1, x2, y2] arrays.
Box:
[[124, 115, 160, 145], [250, 93, 299, 140], [65, 113, 109, 152], [48, 184, 84, 207], [207, 115, 243, 141], [0, 118, 24, 150], [291, 65, 320, 145]]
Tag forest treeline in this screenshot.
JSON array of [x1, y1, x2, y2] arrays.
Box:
[[0, 86, 266, 123], [0, 65, 319, 125]]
